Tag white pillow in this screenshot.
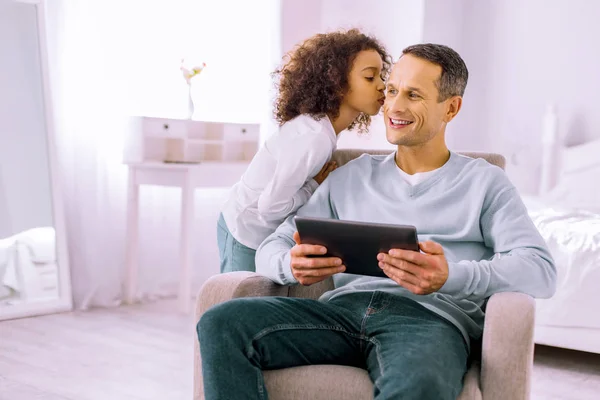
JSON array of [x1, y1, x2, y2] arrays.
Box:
[[546, 168, 600, 213]]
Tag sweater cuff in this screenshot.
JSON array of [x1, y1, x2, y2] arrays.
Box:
[[305, 179, 319, 194], [280, 251, 299, 285], [438, 262, 470, 296]]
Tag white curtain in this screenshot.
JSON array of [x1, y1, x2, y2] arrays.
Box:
[[45, 0, 281, 309]]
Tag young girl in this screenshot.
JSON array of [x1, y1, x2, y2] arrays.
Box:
[[218, 29, 391, 273]]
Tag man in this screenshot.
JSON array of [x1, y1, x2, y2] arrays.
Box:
[[198, 44, 556, 400]]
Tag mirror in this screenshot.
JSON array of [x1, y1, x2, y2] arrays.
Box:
[[0, 0, 71, 319]]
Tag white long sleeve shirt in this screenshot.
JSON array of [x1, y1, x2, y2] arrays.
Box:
[[221, 114, 338, 249]]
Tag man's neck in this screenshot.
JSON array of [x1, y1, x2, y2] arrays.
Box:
[[329, 104, 360, 135], [395, 137, 450, 175]]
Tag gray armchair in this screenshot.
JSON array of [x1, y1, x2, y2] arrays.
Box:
[[194, 150, 535, 400]]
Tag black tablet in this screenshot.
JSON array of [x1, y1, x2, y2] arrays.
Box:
[[294, 216, 419, 278]]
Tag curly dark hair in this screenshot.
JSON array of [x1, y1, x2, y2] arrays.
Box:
[[273, 29, 391, 132]]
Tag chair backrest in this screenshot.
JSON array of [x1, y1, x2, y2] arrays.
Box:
[[288, 149, 506, 300]]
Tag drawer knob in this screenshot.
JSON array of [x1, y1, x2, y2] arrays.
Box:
[[163, 124, 169, 130], [241, 128, 247, 134]]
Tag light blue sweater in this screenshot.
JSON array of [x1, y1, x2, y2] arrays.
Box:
[[256, 152, 557, 343]]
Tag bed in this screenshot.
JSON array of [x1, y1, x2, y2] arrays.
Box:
[[521, 137, 600, 354], [0, 227, 59, 305]]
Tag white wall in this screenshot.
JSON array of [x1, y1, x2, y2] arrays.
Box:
[[421, 0, 484, 151], [0, 1, 53, 239], [280, 0, 323, 56], [412, 0, 600, 194], [479, 0, 600, 194], [319, 0, 424, 60]]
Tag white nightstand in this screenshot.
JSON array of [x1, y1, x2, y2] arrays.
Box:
[[123, 116, 259, 312]]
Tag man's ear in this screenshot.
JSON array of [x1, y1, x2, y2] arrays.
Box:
[[443, 96, 462, 122]]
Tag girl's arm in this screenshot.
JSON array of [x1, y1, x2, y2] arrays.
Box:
[[256, 178, 336, 285], [257, 134, 332, 222]]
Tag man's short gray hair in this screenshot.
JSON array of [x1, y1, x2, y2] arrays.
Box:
[[402, 43, 468, 102]]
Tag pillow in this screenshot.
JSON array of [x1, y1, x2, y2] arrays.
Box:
[[545, 168, 600, 213]]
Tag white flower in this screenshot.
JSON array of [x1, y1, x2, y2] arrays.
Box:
[[180, 59, 206, 85]]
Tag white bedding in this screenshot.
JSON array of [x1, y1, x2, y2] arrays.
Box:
[[0, 227, 58, 303], [522, 195, 600, 330], [518, 130, 600, 352]]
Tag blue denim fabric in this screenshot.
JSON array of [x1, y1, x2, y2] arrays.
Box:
[[198, 291, 469, 400], [217, 213, 256, 273]]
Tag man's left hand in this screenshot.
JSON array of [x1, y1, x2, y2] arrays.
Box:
[[377, 241, 449, 295]]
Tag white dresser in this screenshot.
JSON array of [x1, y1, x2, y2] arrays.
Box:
[[123, 116, 260, 312]]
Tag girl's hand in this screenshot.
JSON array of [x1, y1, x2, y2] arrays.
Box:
[[313, 161, 337, 184]]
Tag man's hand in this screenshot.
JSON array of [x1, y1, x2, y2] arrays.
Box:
[[313, 161, 337, 185], [377, 241, 449, 295], [290, 231, 346, 286]]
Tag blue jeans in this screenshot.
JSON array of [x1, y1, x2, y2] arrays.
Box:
[[217, 213, 256, 273], [197, 291, 469, 400]]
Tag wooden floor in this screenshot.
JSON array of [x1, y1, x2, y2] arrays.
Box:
[[0, 300, 194, 400], [1, 300, 600, 400]]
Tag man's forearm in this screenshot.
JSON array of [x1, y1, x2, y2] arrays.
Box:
[[255, 215, 298, 285], [439, 246, 556, 301], [256, 175, 338, 285]]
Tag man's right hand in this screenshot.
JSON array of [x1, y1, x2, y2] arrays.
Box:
[[290, 231, 345, 286]]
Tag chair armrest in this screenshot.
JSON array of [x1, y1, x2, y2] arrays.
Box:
[[195, 271, 289, 319], [480, 292, 535, 400], [193, 272, 288, 400]]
